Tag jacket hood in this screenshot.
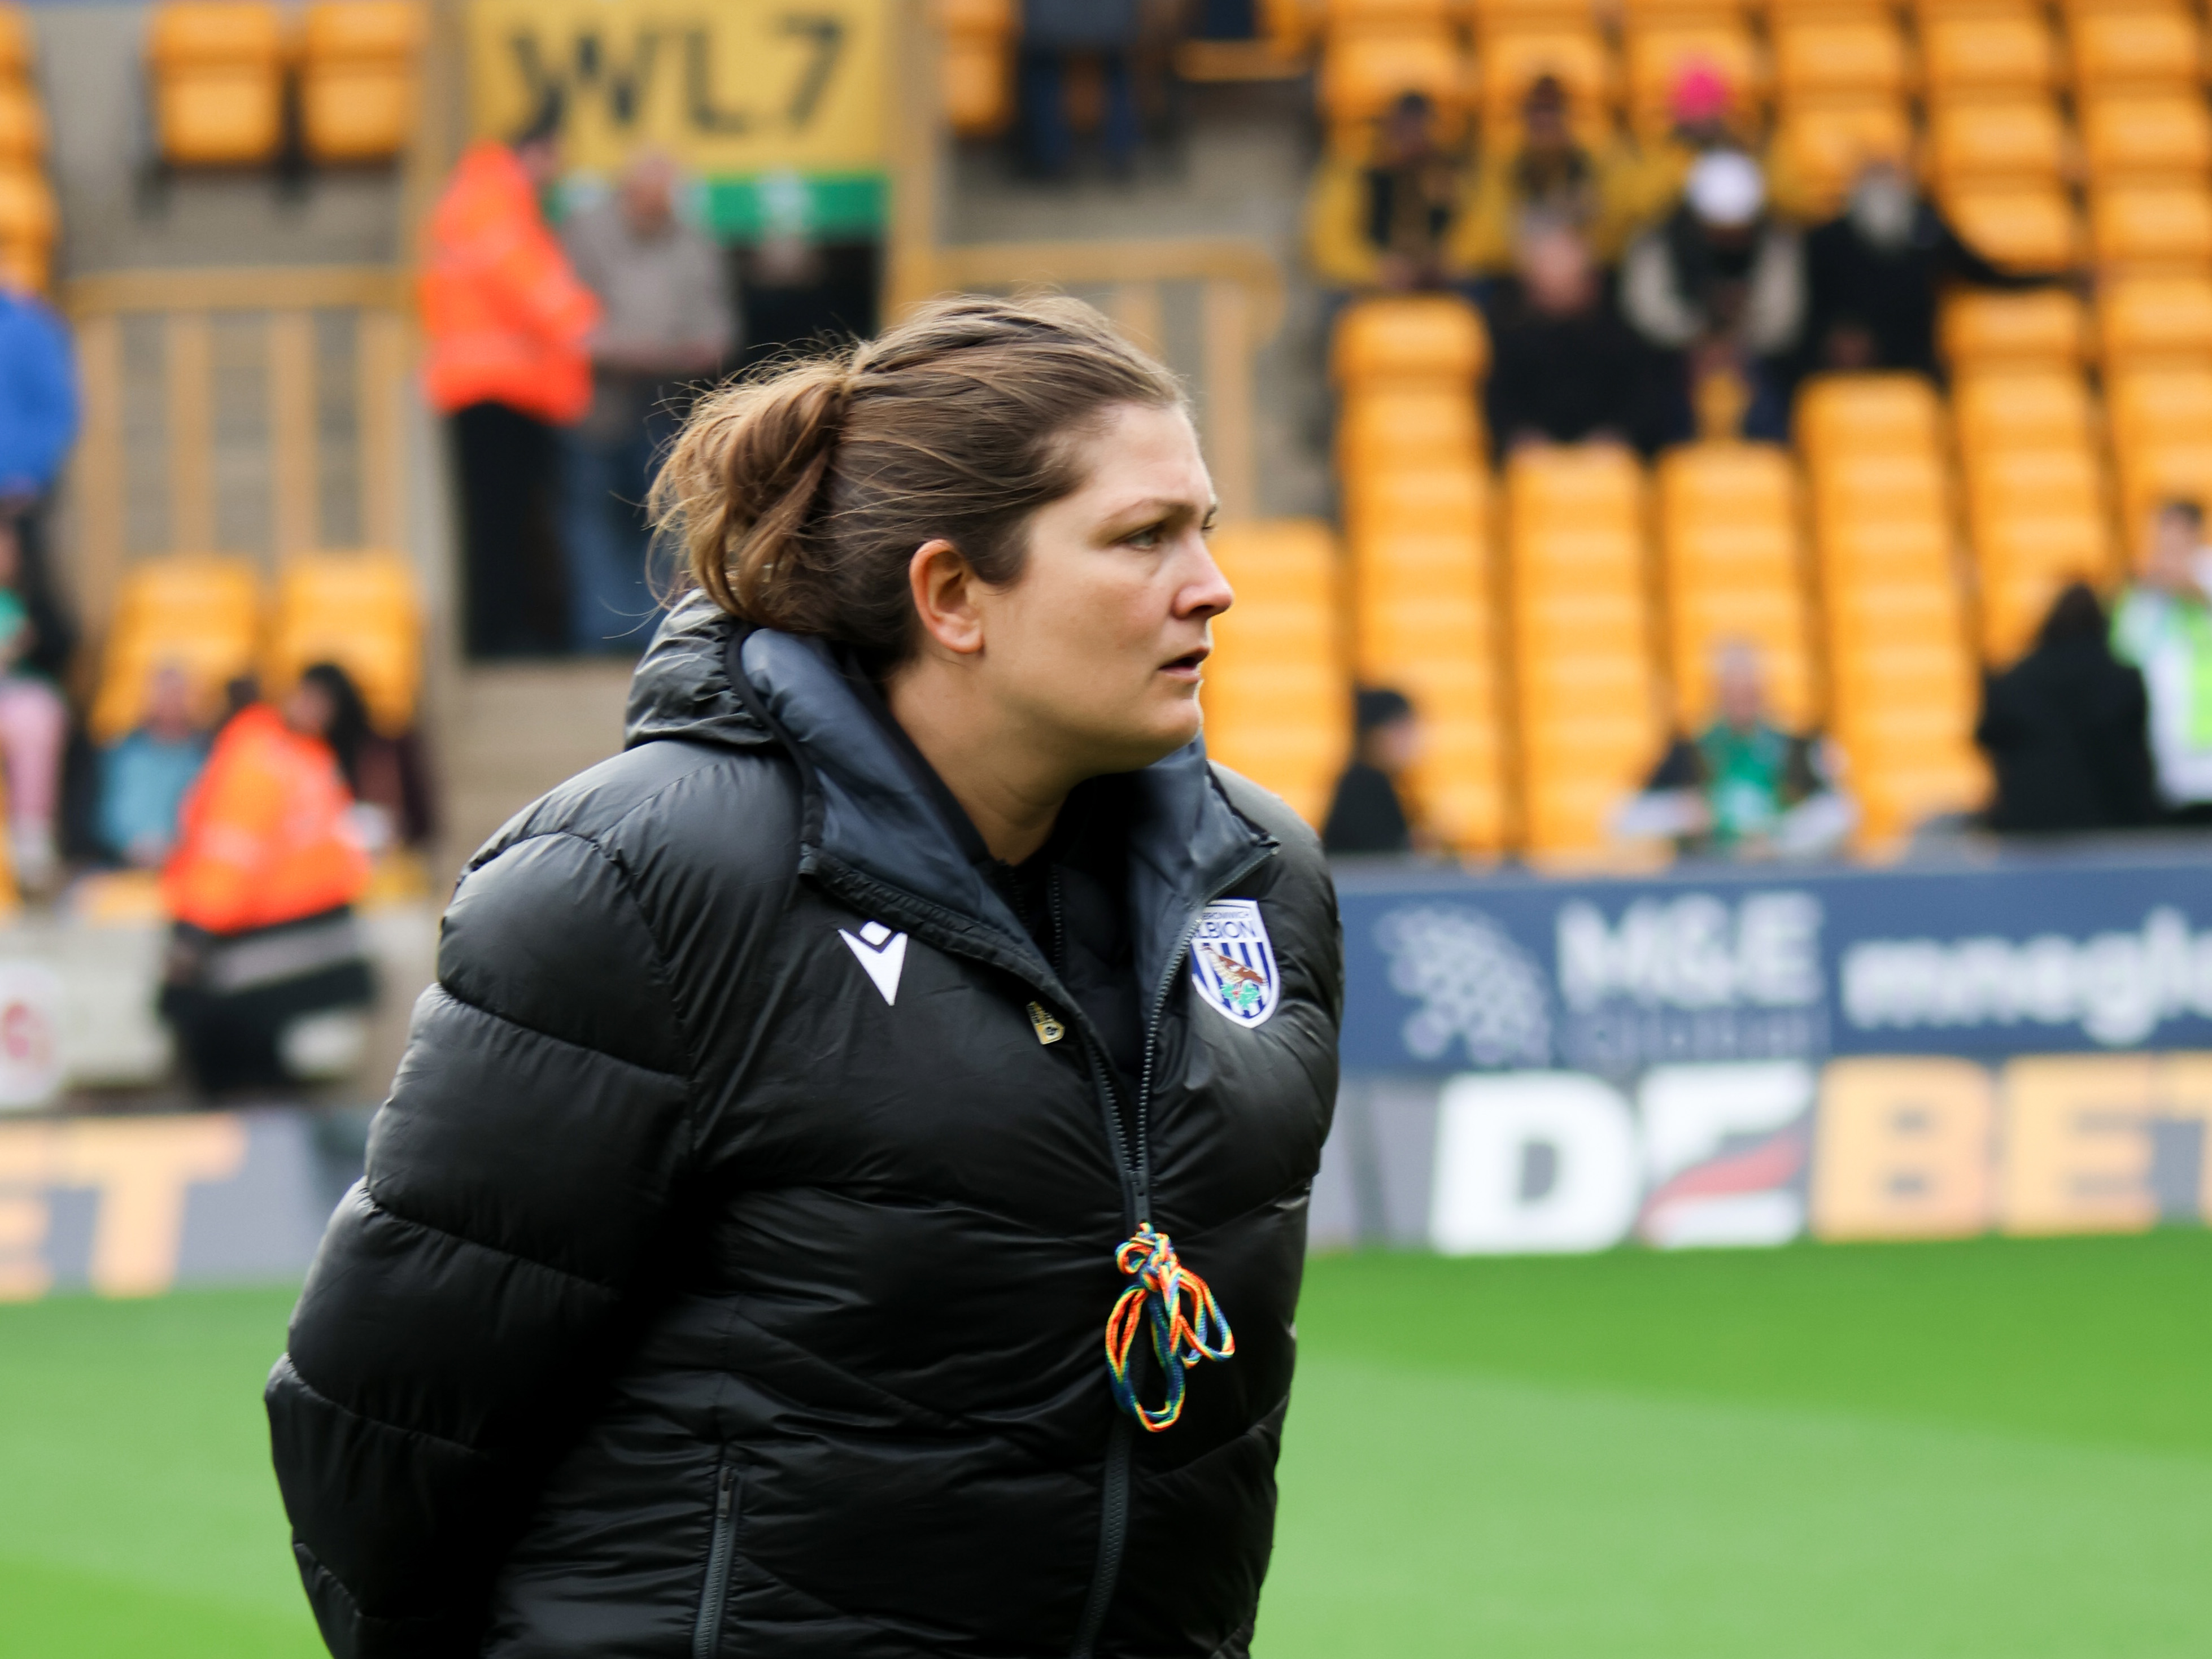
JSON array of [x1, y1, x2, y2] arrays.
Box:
[[624, 596, 1275, 999], [623, 595, 776, 752]]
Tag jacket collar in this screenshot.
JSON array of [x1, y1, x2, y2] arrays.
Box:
[[626, 597, 1275, 992]]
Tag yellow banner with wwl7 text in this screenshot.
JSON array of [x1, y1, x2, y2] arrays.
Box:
[[465, 0, 891, 177]]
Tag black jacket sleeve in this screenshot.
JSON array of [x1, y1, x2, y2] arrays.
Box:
[[265, 827, 701, 1658]]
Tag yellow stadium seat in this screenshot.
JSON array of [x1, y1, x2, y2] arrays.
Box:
[[1623, 19, 1764, 137], [1770, 16, 1907, 102], [1506, 446, 1661, 856], [1203, 521, 1349, 827], [1339, 385, 1485, 473], [1796, 372, 1942, 456], [1320, 25, 1469, 134], [1330, 294, 1490, 387], [2108, 365, 2212, 532], [1925, 95, 2063, 187], [1344, 462, 1487, 540], [2068, 6, 2200, 92], [300, 1, 424, 163], [2078, 93, 2212, 181], [149, 1, 287, 166], [2098, 273, 2212, 365], [266, 552, 423, 734], [0, 6, 30, 81], [0, 84, 43, 164], [1951, 366, 2092, 451], [1770, 97, 1911, 215], [1476, 22, 1615, 134], [1938, 287, 2086, 368], [1327, 0, 1452, 23], [92, 555, 264, 743], [0, 161, 54, 245], [939, 0, 1014, 136], [1657, 443, 1816, 730], [2090, 180, 2212, 269], [1920, 12, 2056, 95], [1940, 180, 2080, 269]]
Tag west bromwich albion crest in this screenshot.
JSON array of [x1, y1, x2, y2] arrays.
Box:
[[1189, 900, 1279, 1028]]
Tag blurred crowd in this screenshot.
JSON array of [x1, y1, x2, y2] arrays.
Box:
[[1308, 62, 2212, 863]]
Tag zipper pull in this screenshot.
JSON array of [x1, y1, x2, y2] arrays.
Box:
[[714, 1465, 734, 1520]]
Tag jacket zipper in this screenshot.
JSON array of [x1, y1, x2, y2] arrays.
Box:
[[692, 1460, 738, 1659], [1061, 845, 1275, 1659]]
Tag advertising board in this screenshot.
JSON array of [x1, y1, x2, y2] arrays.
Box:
[[1319, 852, 2212, 1254], [465, 0, 891, 236]]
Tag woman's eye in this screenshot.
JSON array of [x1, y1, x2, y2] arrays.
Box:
[[1123, 524, 1163, 549]]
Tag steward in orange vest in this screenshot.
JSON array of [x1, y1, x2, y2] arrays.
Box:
[[160, 689, 375, 1094], [421, 138, 601, 426]]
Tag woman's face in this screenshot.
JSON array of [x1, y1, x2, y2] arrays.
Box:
[[971, 403, 1232, 778]]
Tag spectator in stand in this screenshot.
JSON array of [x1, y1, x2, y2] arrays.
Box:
[[2110, 499, 2212, 822], [159, 671, 375, 1094], [1485, 221, 1686, 457], [0, 514, 70, 890], [1795, 160, 2060, 387], [1017, 0, 1142, 179], [422, 94, 601, 659], [0, 279, 77, 631], [1324, 687, 1424, 855], [1456, 77, 1643, 277], [1306, 91, 1474, 294], [97, 663, 210, 868], [1978, 582, 2155, 833], [1617, 640, 1854, 858], [1621, 149, 1803, 440], [1617, 61, 1752, 231], [561, 151, 735, 654]]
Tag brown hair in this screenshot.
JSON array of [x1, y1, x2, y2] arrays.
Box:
[[651, 294, 1186, 670]]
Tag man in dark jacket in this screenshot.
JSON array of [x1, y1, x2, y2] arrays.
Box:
[[1485, 222, 1685, 459], [1978, 581, 2157, 833], [264, 597, 1343, 1659]]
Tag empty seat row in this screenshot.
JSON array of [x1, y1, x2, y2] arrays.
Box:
[[151, 0, 425, 167], [94, 551, 422, 744]]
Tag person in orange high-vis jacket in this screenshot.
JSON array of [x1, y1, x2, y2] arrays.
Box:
[[422, 94, 601, 658], [159, 671, 376, 1095]]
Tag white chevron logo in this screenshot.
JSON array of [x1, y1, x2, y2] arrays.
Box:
[[838, 919, 908, 1006]]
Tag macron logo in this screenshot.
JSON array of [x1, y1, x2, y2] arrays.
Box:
[[839, 919, 908, 1006]]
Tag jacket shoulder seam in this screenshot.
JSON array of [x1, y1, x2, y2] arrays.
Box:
[[355, 1179, 628, 1299], [276, 1350, 500, 1463]]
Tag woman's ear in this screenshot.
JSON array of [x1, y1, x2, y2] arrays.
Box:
[[908, 539, 986, 658]]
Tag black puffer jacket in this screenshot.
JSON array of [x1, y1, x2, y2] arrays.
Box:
[[265, 600, 1343, 1659]]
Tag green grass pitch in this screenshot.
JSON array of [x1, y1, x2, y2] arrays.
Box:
[[2, 1233, 2208, 1657]]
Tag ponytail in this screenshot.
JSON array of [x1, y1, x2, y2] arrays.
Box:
[[651, 295, 1185, 672]]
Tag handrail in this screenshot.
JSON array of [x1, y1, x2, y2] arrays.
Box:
[[60, 265, 410, 317]]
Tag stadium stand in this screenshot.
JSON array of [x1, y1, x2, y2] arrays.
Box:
[[1940, 287, 2087, 369], [1202, 520, 1349, 828], [298, 0, 425, 164], [1334, 295, 1507, 853], [1622, 15, 1763, 139], [148, 0, 287, 167], [1507, 444, 1661, 858], [2108, 364, 2212, 545], [1799, 375, 1986, 843]]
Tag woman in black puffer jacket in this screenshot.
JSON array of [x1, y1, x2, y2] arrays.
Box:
[[267, 296, 1342, 1659]]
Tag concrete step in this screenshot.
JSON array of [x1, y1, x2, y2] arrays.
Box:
[[434, 659, 635, 881]]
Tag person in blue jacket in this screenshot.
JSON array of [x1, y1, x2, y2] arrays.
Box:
[[0, 282, 80, 653]]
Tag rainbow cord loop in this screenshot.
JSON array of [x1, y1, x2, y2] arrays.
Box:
[[1103, 1225, 1235, 1432]]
